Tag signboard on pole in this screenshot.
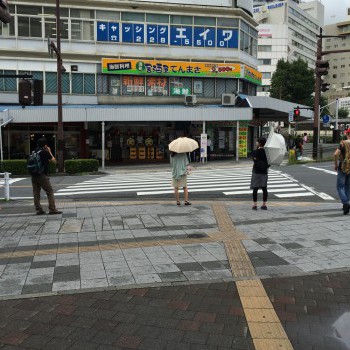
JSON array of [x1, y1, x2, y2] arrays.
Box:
[[200, 133, 207, 159], [288, 111, 294, 123]]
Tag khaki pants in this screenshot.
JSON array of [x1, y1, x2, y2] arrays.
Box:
[[31, 174, 57, 213]]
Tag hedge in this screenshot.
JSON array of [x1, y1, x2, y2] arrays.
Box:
[[64, 159, 99, 174], [0, 160, 56, 176]]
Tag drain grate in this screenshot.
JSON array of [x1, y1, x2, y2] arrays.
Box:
[[187, 233, 207, 239]]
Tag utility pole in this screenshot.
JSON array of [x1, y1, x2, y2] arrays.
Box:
[[56, 0, 64, 173], [313, 28, 323, 160]]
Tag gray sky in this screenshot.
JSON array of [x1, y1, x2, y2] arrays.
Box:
[[303, 0, 349, 25]]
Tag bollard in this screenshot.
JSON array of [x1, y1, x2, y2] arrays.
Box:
[[4, 172, 10, 201]]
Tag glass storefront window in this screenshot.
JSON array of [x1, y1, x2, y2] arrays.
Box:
[[0, 21, 15, 36], [71, 20, 94, 40], [217, 18, 238, 27], [44, 18, 69, 39], [170, 15, 193, 25], [96, 10, 120, 21], [70, 9, 94, 19], [16, 5, 42, 15], [194, 17, 215, 26]]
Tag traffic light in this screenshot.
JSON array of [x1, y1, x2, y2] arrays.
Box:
[[0, 0, 12, 24], [18, 79, 32, 106], [315, 60, 329, 76], [293, 106, 300, 121], [33, 79, 43, 106], [321, 81, 330, 92]]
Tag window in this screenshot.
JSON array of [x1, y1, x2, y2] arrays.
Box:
[[146, 77, 168, 96], [216, 79, 237, 97], [44, 18, 68, 39], [96, 10, 120, 21], [0, 70, 16, 91], [193, 80, 203, 94], [203, 79, 215, 97], [16, 5, 42, 15], [146, 13, 169, 23], [71, 20, 94, 40], [62, 73, 70, 93], [109, 76, 120, 95], [0, 21, 15, 36], [18, 16, 42, 37], [121, 76, 145, 96], [217, 18, 238, 27], [72, 73, 84, 94], [170, 15, 192, 25], [258, 59, 271, 65], [84, 74, 95, 94], [170, 77, 191, 96], [45, 72, 57, 93], [70, 9, 94, 19], [121, 12, 145, 22], [194, 17, 215, 26], [258, 45, 272, 52], [43, 7, 69, 17], [262, 72, 271, 79]]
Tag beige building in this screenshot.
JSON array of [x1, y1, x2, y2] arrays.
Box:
[[323, 12, 350, 103]]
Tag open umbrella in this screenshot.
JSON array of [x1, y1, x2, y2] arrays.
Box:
[[168, 137, 199, 153], [265, 132, 287, 166]]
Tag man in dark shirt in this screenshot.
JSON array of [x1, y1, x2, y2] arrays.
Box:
[[31, 138, 62, 215], [334, 128, 350, 215]]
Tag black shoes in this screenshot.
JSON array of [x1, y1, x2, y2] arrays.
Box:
[[184, 201, 191, 206], [261, 206, 268, 210], [252, 206, 257, 210], [49, 211, 62, 215], [343, 203, 349, 215], [36, 210, 46, 215]]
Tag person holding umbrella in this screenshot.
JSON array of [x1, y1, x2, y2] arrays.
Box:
[[250, 137, 269, 210], [168, 137, 198, 206]]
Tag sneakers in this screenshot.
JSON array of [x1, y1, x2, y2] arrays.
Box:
[[49, 211, 62, 215], [36, 210, 46, 215], [343, 203, 349, 215], [260, 206, 268, 210]]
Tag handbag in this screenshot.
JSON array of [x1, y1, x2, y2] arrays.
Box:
[[186, 165, 194, 175]]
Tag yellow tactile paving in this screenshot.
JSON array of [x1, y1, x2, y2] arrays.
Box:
[[211, 203, 294, 350], [253, 339, 294, 350]]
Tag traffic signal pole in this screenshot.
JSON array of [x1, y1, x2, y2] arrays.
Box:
[[313, 29, 322, 160]]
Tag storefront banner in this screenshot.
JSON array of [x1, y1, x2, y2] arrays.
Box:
[[200, 133, 207, 158], [238, 127, 248, 158], [242, 65, 262, 85], [102, 58, 242, 78]]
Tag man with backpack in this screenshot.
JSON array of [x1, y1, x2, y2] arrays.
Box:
[[29, 138, 62, 215], [334, 128, 350, 215]]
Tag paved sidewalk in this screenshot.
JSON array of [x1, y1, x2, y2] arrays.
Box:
[[0, 198, 349, 349]]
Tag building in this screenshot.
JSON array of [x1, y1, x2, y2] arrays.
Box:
[[1, 0, 266, 163], [253, 0, 323, 96], [323, 11, 350, 103]]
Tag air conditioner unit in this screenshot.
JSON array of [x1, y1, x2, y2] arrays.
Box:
[[185, 95, 197, 106], [222, 94, 236, 106]]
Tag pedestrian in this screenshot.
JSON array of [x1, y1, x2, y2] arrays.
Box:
[[295, 135, 303, 158], [334, 128, 350, 215], [250, 137, 269, 210], [30, 138, 62, 215], [287, 134, 295, 151], [303, 133, 308, 144], [170, 151, 191, 206], [207, 136, 212, 161]]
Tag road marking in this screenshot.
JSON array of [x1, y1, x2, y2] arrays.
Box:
[[305, 166, 337, 175]]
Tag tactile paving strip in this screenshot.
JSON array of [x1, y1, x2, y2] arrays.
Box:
[[212, 202, 294, 350]]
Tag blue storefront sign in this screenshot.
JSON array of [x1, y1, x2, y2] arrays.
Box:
[[97, 21, 239, 49]]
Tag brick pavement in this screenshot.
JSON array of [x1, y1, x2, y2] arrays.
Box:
[[0, 198, 350, 349]]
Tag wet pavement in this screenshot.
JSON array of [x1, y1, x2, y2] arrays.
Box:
[[0, 196, 349, 349]]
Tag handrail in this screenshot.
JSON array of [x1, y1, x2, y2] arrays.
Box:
[[0, 172, 11, 201]]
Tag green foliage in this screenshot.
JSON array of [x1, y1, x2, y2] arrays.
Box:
[[0, 160, 57, 175], [338, 108, 349, 119], [270, 58, 315, 106], [64, 159, 99, 174], [0, 160, 27, 175]]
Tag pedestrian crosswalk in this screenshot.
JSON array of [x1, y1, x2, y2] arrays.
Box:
[[55, 167, 333, 200]]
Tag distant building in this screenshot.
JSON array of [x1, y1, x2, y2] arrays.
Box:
[[253, 0, 324, 96], [323, 10, 350, 103]]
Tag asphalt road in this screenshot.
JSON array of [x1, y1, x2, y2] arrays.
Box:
[[2, 161, 340, 203]]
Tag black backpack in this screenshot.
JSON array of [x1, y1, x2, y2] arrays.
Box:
[[27, 150, 44, 175]]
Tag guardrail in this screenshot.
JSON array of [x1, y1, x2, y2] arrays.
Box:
[[302, 143, 336, 159], [0, 172, 11, 201]]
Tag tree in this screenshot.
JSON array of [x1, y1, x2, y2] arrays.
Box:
[[338, 108, 349, 119], [269, 58, 315, 106]]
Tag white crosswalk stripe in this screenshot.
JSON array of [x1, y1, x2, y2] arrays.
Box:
[[55, 167, 330, 200]]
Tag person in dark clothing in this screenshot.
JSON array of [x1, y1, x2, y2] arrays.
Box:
[[31, 138, 62, 215], [250, 137, 269, 210]]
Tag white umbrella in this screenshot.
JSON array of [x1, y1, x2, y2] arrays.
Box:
[[168, 137, 199, 153], [265, 132, 287, 166]]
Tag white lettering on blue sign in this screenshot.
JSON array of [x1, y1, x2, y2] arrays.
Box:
[[97, 21, 239, 50], [267, 2, 284, 10]]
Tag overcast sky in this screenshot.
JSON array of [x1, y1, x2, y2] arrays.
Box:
[[303, 0, 349, 25]]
